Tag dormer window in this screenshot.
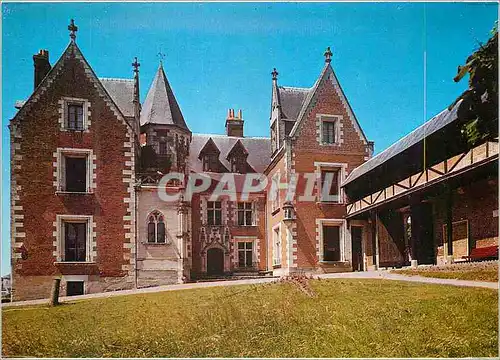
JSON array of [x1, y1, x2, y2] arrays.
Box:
[[203, 154, 218, 172], [67, 103, 84, 130], [199, 138, 225, 173], [227, 139, 250, 174], [231, 156, 246, 173]]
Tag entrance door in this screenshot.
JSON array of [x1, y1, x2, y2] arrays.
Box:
[[207, 248, 224, 275], [351, 226, 363, 271]]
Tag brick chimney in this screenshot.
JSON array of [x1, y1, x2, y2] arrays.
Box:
[[225, 108, 244, 137], [33, 49, 51, 89]]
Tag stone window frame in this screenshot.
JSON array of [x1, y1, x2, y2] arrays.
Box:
[[146, 210, 168, 244], [317, 114, 343, 146], [314, 162, 347, 204], [233, 236, 258, 268], [62, 275, 88, 296], [54, 214, 96, 263], [316, 218, 347, 263], [206, 200, 223, 226], [236, 201, 255, 227], [54, 148, 96, 194], [58, 97, 91, 132]]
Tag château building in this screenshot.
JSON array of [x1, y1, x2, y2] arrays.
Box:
[[10, 21, 497, 301]]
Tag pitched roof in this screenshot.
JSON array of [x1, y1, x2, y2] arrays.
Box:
[[289, 62, 368, 145], [226, 139, 249, 159], [100, 78, 135, 117], [12, 40, 133, 132], [343, 100, 462, 186], [189, 134, 271, 173], [140, 64, 189, 130], [279, 86, 310, 120]]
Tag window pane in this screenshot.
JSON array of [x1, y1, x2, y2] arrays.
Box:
[[207, 211, 214, 225], [321, 170, 339, 198], [68, 106, 76, 129], [215, 201, 221, 209], [330, 171, 339, 195], [65, 222, 86, 262], [65, 157, 87, 192], [66, 281, 84, 296], [238, 242, 245, 249], [238, 250, 245, 267], [246, 242, 253, 250], [322, 121, 335, 144], [245, 210, 252, 226], [237, 211, 245, 226], [245, 202, 252, 209], [148, 221, 155, 242], [323, 226, 340, 261], [238, 203, 244, 209], [245, 249, 253, 267], [214, 209, 222, 225], [68, 104, 84, 130], [157, 221, 166, 243], [76, 106, 84, 130]]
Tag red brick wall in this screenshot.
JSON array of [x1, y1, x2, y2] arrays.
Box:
[[11, 52, 134, 299], [265, 153, 288, 270], [291, 66, 370, 269], [434, 177, 498, 253], [190, 183, 267, 275]]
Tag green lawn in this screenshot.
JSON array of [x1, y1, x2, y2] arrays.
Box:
[[2, 279, 498, 358], [393, 263, 498, 282]]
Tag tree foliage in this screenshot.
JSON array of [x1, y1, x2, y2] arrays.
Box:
[[451, 24, 498, 146]]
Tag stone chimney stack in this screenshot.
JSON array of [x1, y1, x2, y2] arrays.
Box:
[[225, 108, 244, 137], [33, 50, 51, 89]]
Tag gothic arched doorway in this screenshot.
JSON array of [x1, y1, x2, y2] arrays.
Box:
[[207, 248, 224, 275]]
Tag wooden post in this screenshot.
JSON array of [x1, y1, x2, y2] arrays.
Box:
[[49, 278, 61, 306], [446, 187, 453, 259], [370, 211, 380, 270], [375, 212, 380, 270]]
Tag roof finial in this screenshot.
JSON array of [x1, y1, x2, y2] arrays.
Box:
[[324, 46, 332, 63], [157, 51, 166, 65], [271, 67, 279, 81], [132, 57, 140, 74], [68, 19, 78, 42]]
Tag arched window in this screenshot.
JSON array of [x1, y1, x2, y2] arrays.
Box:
[[147, 211, 166, 243]]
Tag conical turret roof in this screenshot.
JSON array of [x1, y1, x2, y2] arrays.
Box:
[[140, 63, 189, 130]]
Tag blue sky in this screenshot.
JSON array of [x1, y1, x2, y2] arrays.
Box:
[[1, 2, 497, 275]]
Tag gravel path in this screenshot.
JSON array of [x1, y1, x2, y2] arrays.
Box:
[[3, 271, 497, 308]]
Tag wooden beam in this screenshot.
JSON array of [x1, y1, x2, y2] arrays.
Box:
[[346, 155, 497, 218]]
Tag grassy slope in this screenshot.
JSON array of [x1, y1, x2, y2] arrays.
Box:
[[394, 267, 498, 282], [2, 279, 498, 358]]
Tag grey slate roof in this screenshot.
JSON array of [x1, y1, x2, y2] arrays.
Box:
[[343, 100, 462, 186], [189, 134, 271, 173], [140, 64, 189, 130], [100, 78, 135, 117], [279, 86, 310, 120]]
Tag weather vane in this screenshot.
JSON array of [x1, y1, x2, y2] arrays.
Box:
[[157, 51, 166, 64]]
